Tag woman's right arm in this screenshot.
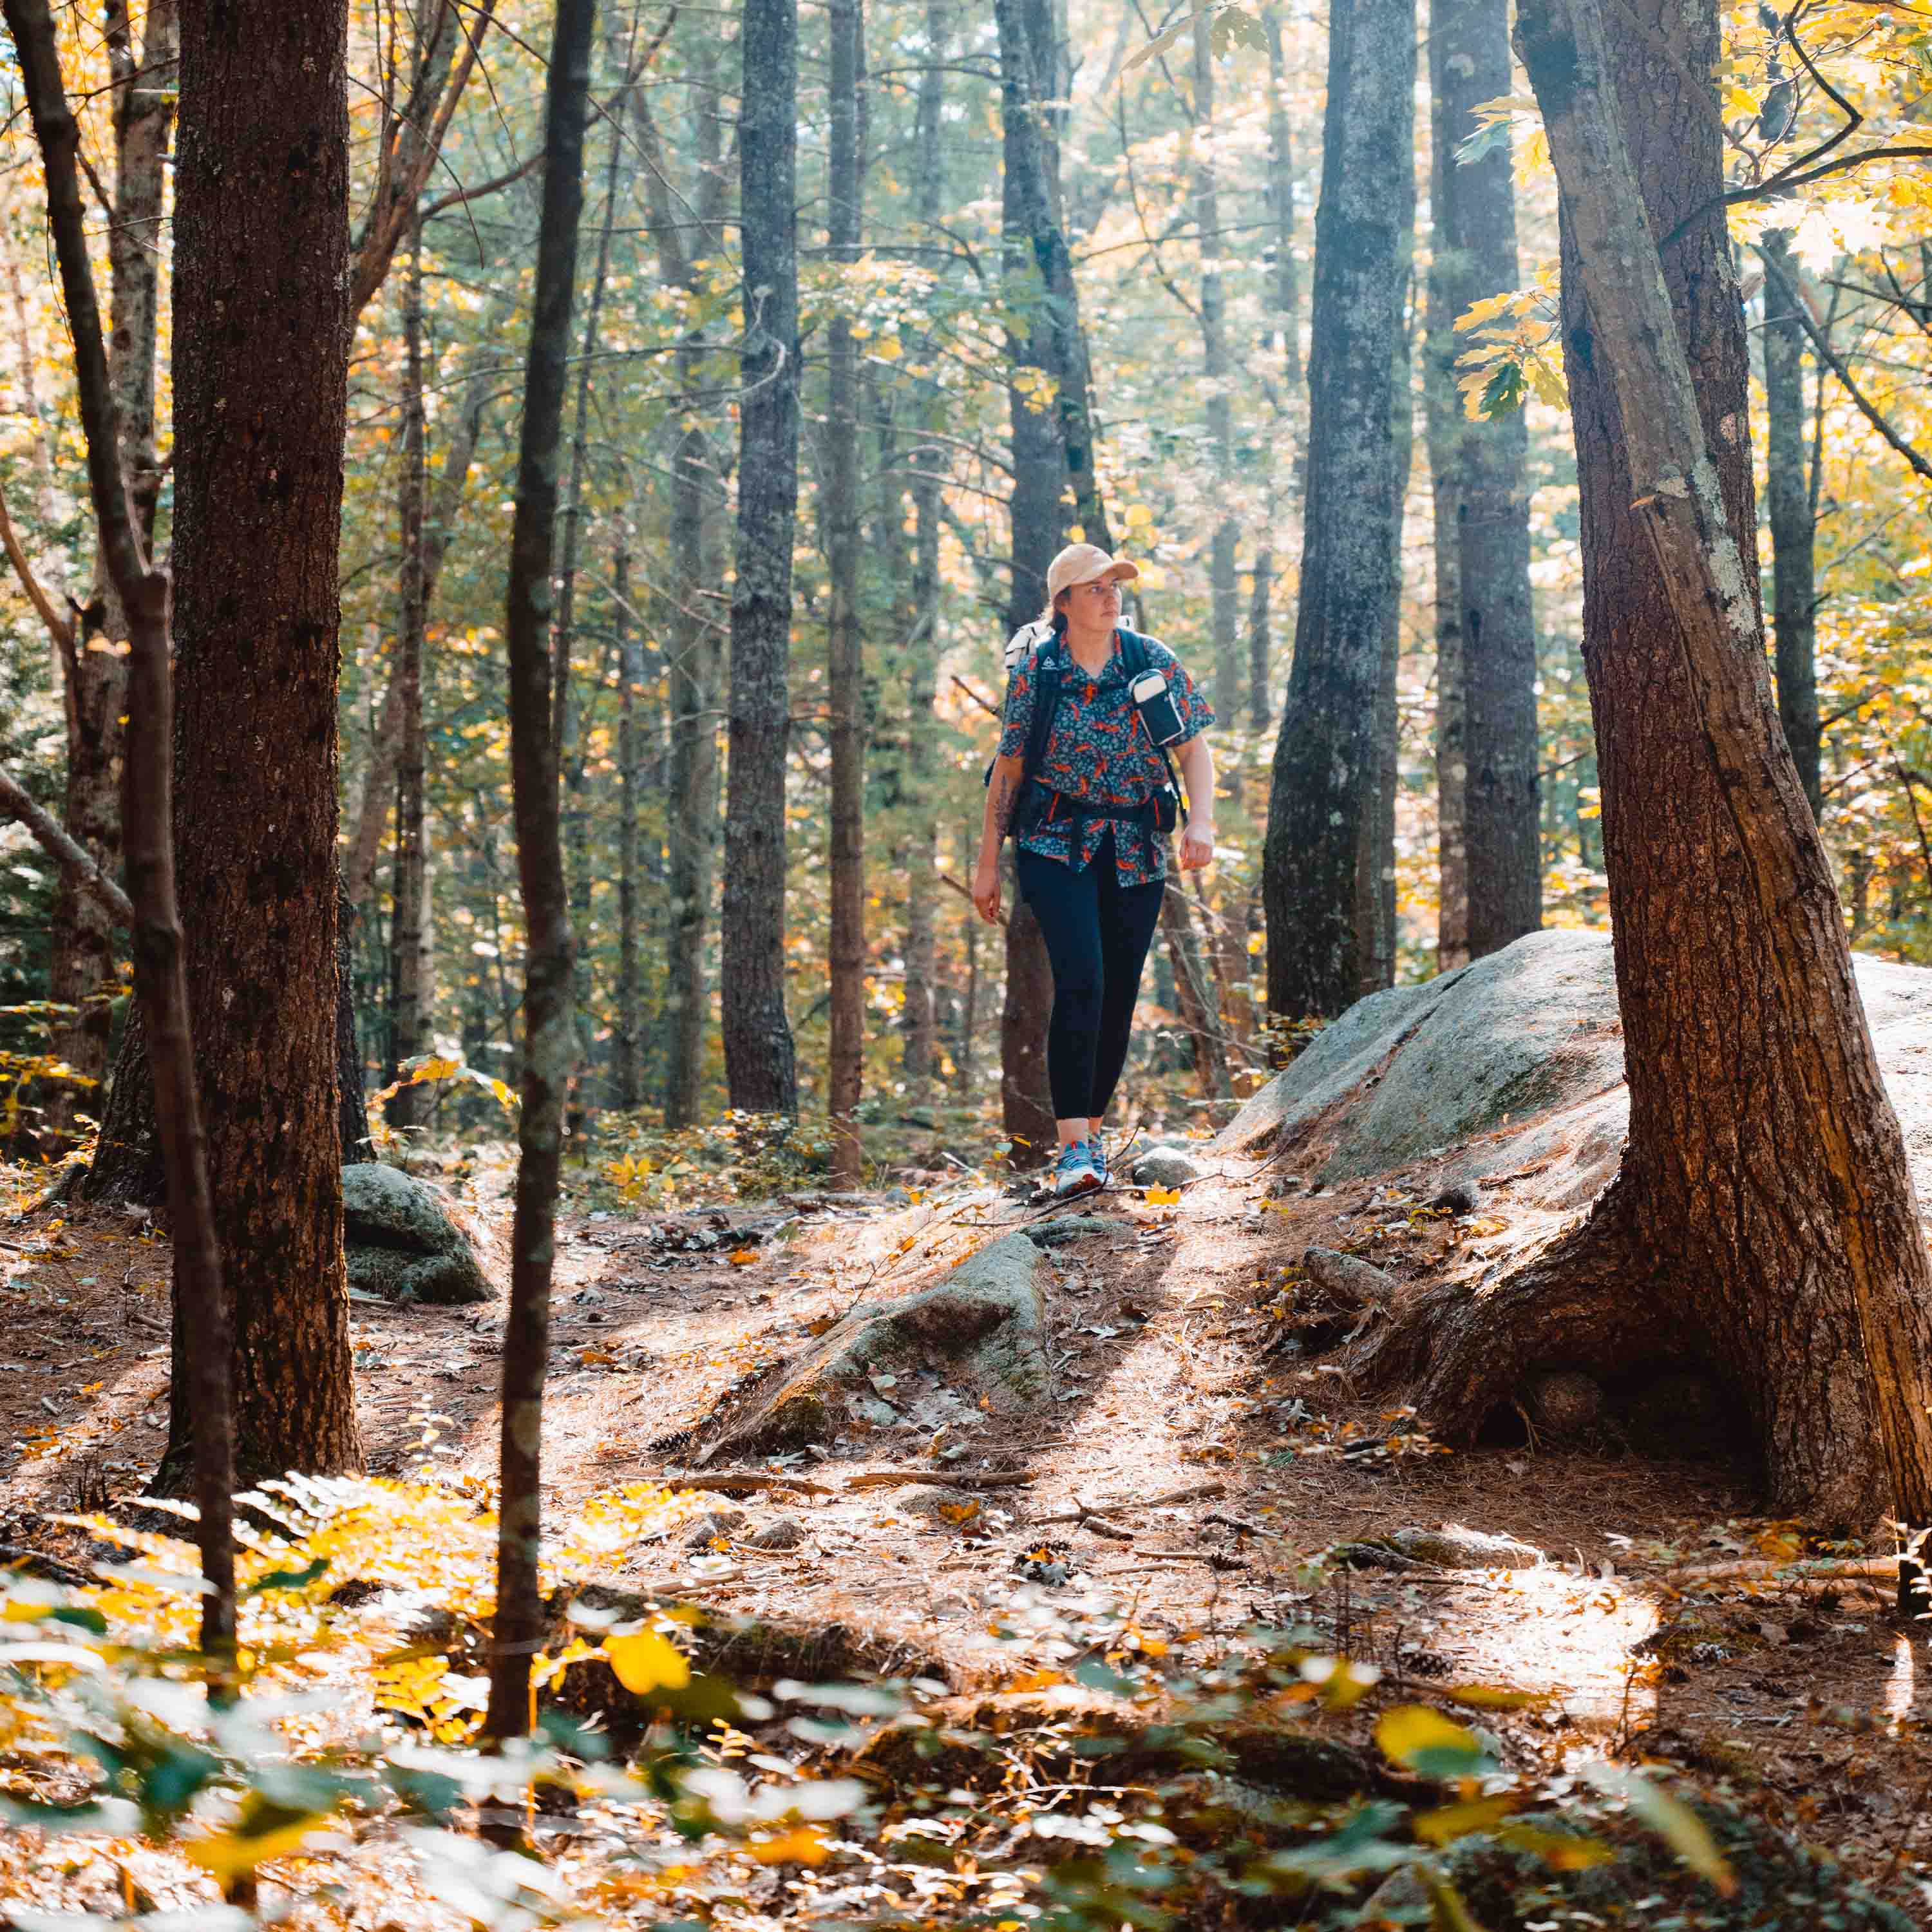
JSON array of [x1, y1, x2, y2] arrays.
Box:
[[973, 752, 1027, 923]]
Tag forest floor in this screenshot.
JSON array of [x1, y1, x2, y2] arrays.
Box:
[[4, 1142, 1932, 1926]]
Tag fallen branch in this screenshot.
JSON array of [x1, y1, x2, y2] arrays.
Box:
[[1036, 1479, 1227, 1526], [662, 1471, 835, 1497], [844, 1468, 1034, 1492], [1663, 1552, 1898, 1587]]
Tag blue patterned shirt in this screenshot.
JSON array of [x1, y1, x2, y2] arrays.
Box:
[[997, 627, 1214, 886]]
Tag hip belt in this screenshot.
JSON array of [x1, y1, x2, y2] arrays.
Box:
[[1018, 781, 1178, 835]]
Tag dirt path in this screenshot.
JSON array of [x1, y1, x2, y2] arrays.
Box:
[[6, 1151, 1932, 1913]]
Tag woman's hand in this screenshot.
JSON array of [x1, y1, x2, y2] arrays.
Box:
[[1179, 818, 1215, 871], [972, 852, 1003, 923]]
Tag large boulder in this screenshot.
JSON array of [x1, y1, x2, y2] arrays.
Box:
[[699, 1231, 1052, 1457], [1213, 929, 1932, 1214], [341, 1162, 493, 1305]]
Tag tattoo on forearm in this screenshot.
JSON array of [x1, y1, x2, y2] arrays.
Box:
[[993, 774, 1016, 838]]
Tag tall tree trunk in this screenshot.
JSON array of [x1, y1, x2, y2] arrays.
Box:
[[44, 0, 178, 1141], [3, 0, 236, 1675], [662, 414, 724, 1128], [614, 533, 643, 1110], [1428, 0, 1540, 963], [1248, 2, 1302, 735], [824, 0, 867, 1182], [552, 71, 628, 1118], [721, 0, 800, 1115], [1191, 14, 1239, 723], [1358, 297, 1414, 999], [483, 0, 594, 1754], [389, 215, 430, 1130], [1262, 0, 1415, 1021], [1367, 0, 1932, 1537], [1761, 226, 1820, 819], [160, 0, 361, 1483], [900, 0, 949, 1104], [996, 0, 1114, 1164]]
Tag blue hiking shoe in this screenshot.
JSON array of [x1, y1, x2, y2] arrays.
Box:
[[1048, 1138, 1102, 1199], [1086, 1133, 1110, 1187]]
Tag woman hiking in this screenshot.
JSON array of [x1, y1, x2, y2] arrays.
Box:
[[972, 543, 1217, 1200]]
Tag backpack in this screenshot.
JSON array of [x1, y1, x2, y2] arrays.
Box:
[[987, 625, 1182, 840]]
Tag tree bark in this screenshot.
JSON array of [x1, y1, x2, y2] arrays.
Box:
[[1428, 0, 1540, 963], [43, 0, 176, 1142], [1262, 0, 1415, 1022], [1760, 227, 1820, 819], [614, 535, 643, 1110], [824, 0, 867, 1182], [1, 0, 236, 1666], [663, 417, 724, 1128], [1367, 0, 1932, 1534], [156, 0, 363, 1485], [721, 0, 800, 1116], [995, 0, 1114, 1165], [388, 215, 430, 1130], [483, 0, 593, 1755], [899, 0, 949, 1105], [1191, 13, 1239, 723]]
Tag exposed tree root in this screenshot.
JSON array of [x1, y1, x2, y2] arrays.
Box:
[[1347, 1177, 1686, 1443]]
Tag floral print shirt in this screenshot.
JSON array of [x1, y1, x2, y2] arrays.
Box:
[[997, 627, 1215, 886]]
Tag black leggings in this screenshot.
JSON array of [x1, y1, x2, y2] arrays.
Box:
[[1017, 837, 1166, 1122]]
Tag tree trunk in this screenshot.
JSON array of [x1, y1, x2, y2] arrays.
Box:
[[1191, 14, 1239, 723], [1428, 0, 1540, 962], [1160, 879, 1231, 1102], [552, 72, 628, 1120], [483, 0, 593, 1755], [128, 0, 362, 1485], [1366, 0, 1932, 1534], [721, 0, 800, 1116], [3, 0, 238, 1675], [900, 0, 949, 1106], [1760, 227, 1820, 819], [1261, 0, 1415, 1021], [389, 216, 430, 1131], [662, 415, 724, 1127], [337, 871, 374, 1162], [614, 535, 643, 1110], [995, 0, 1113, 1164], [824, 0, 867, 1182], [44, 0, 177, 1142]]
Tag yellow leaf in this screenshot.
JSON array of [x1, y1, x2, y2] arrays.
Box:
[[605, 1629, 691, 1694], [187, 1814, 330, 1880], [873, 336, 903, 361], [1414, 1792, 1518, 1845], [1142, 1186, 1181, 1205], [1444, 1682, 1552, 1710], [750, 1824, 831, 1866], [580, 1348, 618, 1367], [729, 1249, 759, 1267], [1376, 1703, 1490, 1774]]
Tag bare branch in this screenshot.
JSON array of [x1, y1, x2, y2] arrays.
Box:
[[0, 762, 133, 926]]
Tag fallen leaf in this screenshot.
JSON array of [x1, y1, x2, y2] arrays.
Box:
[[729, 1250, 759, 1267]]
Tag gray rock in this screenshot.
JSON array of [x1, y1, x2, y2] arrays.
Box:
[[699, 1232, 1052, 1455], [1023, 1215, 1118, 1247], [745, 1517, 807, 1550], [1130, 1146, 1206, 1188], [1521, 1368, 1607, 1441], [685, 1508, 748, 1549], [1388, 1524, 1543, 1570], [341, 1162, 491, 1305], [1356, 1866, 1430, 1925], [1301, 1247, 1399, 1309]]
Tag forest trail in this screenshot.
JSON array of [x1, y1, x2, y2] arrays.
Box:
[[8, 1137, 1932, 1901]]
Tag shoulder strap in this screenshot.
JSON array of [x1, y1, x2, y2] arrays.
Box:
[[1021, 652, 1061, 790], [1116, 628, 1182, 798]]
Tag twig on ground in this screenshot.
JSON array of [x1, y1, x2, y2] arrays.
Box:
[[663, 1471, 836, 1497], [1035, 1479, 1227, 1526], [1663, 1553, 1898, 1586], [845, 1468, 1034, 1492]]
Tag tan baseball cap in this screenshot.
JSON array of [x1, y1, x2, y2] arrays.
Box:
[[1046, 542, 1140, 604]]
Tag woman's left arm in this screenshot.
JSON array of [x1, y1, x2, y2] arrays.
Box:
[[1175, 733, 1215, 870]]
